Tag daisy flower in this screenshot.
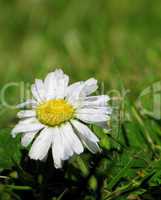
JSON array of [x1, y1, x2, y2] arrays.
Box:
[[11, 69, 111, 168]]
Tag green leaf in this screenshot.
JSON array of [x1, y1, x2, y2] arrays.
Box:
[[0, 128, 21, 169]]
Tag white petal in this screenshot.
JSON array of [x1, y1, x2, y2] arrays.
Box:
[[76, 108, 109, 123], [31, 79, 45, 102], [76, 103, 112, 129], [17, 110, 36, 118], [77, 107, 109, 115], [18, 117, 39, 124], [66, 81, 84, 103], [62, 123, 84, 155], [16, 99, 37, 109], [95, 121, 109, 129], [81, 139, 100, 154], [81, 78, 98, 96], [66, 78, 98, 106], [52, 123, 83, 168], [80, 95, 110, 108], [29, 127, 53, 160], [11, 119, 44, 138], [21, 131, 38, 147], [71, 120, 100, 153], [76, 113, 108, 123], [52, 127, 63, 168], [44, 69, 69, 100], [71, 120, 99, 142], [59, 125, 74, 160]]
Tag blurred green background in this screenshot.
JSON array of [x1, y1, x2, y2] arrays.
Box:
[[0, 0, 161, 125]]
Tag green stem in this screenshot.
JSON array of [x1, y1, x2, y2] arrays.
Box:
[[6, 185, 32, 191], [104, 180, 139, 200], [56, 188, 68, 200]]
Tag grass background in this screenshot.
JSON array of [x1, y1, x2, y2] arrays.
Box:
[[0, 0, 161, 89], [0, 0, 161, 126], [0, 0, 161, 200]]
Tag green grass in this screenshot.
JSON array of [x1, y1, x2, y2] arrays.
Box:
[[0, 0, 161, 199]]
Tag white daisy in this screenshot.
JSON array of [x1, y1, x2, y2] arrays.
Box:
[[11, 69, 111, 168]]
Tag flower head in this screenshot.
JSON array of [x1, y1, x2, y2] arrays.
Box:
[[11, 69, 111, 168]]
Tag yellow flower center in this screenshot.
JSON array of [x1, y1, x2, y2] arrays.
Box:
[[36, 99, 75, 127]]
